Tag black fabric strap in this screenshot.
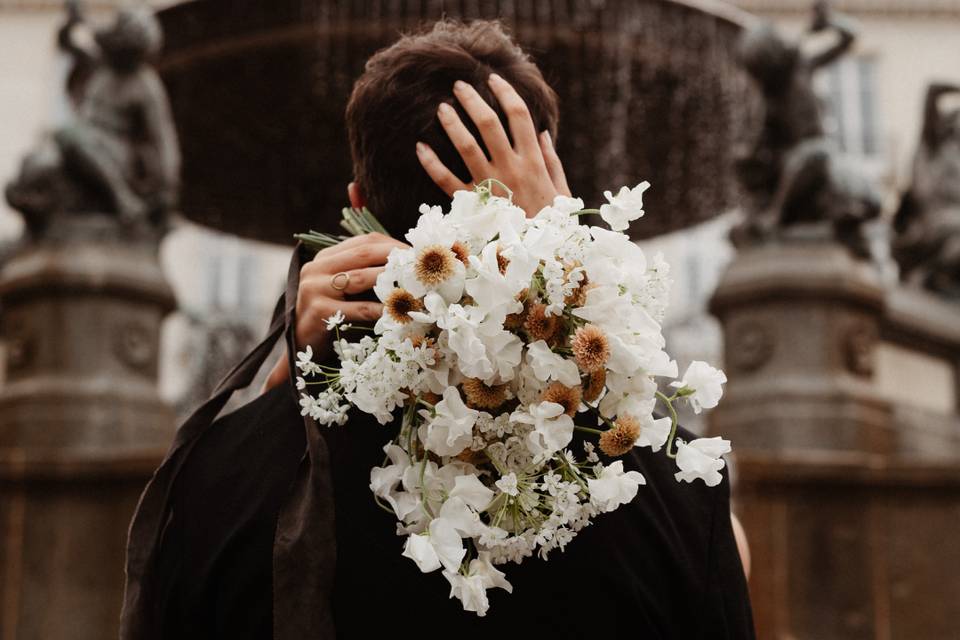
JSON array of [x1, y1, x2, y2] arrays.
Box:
[[120, 244, 335, 639]]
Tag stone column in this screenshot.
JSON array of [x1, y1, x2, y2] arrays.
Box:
[[710, 242, 960, 639], [710, 243, 894, 455], [0, 234, 175, 640]]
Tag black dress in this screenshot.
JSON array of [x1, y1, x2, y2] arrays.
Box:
[[154, 379, 755, 639]]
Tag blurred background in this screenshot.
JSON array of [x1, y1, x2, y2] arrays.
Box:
[[0, 0, 958, 638]]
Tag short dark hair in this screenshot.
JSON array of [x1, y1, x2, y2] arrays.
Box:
[[346, 20, 559, 238]]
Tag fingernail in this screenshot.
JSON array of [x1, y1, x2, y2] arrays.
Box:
[[437, 102, 454, 120], [541, 130, 553, 146], [453, 80, 469, 93], [416, 141, 427, 155], [489, 73, 504, 85]]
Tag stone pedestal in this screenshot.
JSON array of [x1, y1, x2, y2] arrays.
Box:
[[0, 239, 175, 640], [710, 244, 894, 454], [710, 242, 960, 639]]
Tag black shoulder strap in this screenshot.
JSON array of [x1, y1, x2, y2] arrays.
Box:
[[119, 243, 336, 639]]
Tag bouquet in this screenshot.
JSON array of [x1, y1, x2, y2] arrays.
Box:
[[295, 179, 731, 616]]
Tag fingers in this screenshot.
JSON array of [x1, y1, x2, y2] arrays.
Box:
[[311, 232, 405, 261], [488, 73, 539, 156], [308, 239, 399, 275], [417, 141, 470, 196], [539, 130, 571, 196], [301, 266, 384, 300], [452, 80, 514, 161], [437, 101, 491, 179]]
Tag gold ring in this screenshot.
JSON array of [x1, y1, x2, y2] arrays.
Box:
[[330, 271, 351, 292]]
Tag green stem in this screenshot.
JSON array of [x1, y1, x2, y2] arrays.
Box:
[[656, 390, 680, 459], [575, 425, 604, 436]]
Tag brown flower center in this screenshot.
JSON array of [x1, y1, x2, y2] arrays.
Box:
[[541, 382, 582, 417], [415, 245, 457, 285], [462, 378, 508, 411], [385, 288, 423, 324]]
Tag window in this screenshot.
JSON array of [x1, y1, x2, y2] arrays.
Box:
[[816, 54, 881, 158]]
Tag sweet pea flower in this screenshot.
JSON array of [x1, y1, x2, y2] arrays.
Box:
[[674, 436, 731, 487], [419, 387, 479, 456], [511, 401, 575, 459], [671, 361, 727, 413], [588, 460, 646, 512], [443, 551, 513, 617], [599, 181, 650, 231], [525, 340, 581, 387]]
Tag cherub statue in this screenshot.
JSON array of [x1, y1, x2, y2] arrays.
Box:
[[732, 1, 880, 258], [893, 83, 960, 299], [5, 1, 180, 239]]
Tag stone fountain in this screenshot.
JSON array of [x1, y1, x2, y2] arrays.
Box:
[[155, 0, 755, 244]]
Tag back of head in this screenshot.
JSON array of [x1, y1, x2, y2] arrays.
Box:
[[346, 20, 559, 238]]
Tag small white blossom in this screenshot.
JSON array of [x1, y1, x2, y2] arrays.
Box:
[[671, 361, 727, 414], [495, 472, 519, 497], [588, 461, 646, 512], [674, 436, 731, 487], [599, 181, 650, 231], [325, 309, 346, 330]]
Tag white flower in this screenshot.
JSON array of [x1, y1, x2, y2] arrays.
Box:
[[468, 552, 513, 593], [582, 226, 647, 291], [495, 472, 519, 497], [635, 415, 673, 453], [369, 445, 419, 520], [599, 181, 650, 231], [447, 190, 526, 245], [405, 203, 457, 248], [419, 387, 479, 456], [671, 361, 727, 414], [511, 401, 575, 459], [437, 495, 487, 537], [444, 572, 491, 616], [403, 515, 466, 574], [466, 242, 525, 315], [550, 194, 586, 215], [439, 304, 522, 383], [443, 551, 513, 617], [674, 437, 731, 487], [449, 475, 494, 511], [402, 532, 441, 573], [588, 460, 646, 512], [295, 345, 322, 376], [325, 309, 346, 330], [525, 341, 581, 387]]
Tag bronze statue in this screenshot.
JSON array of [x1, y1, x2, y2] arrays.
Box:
[[732, 1, 880, 258], [5, 1, 180, 240], [893, 83, 960, 299]]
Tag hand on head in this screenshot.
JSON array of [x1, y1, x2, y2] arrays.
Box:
[[416, 73, 570, 217]]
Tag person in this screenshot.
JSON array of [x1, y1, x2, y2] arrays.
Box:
[[125, 20, 754, 639]]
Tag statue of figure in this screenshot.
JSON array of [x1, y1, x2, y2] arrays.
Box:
[[893, 83, 960, 299], [5, 1, 180, 240], [732, 1, 881, 258]]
